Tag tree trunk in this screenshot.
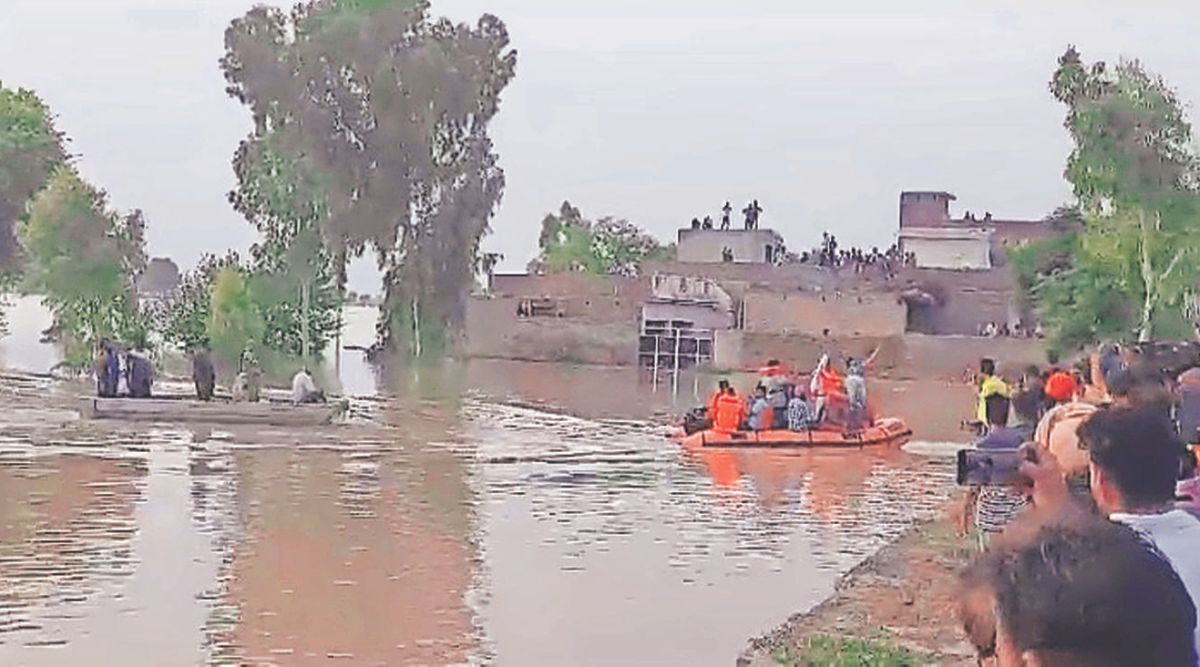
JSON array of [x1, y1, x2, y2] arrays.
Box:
[[412, 295, 422, 358]]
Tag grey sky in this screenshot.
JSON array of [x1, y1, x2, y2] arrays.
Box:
[[3, 1, 1199, 292]]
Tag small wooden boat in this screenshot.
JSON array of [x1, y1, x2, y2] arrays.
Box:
[[78, 396, 345, 427], [679, 417, 912, 449]]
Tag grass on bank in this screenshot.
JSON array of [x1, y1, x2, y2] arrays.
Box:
[[772, 634, 933, 667]]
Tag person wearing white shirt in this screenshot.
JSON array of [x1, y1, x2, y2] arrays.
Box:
[[1077, 408, 1200, 657], [291, 367, 325, 405]]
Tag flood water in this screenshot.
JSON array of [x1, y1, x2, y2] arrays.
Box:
[[0, 300, 969, 665]]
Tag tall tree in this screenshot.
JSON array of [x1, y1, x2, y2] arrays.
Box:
[[207, 266, 265, 367], [1040, 47, 1200, 344], [20, 168, 147, 364], [221, 0, 517, 357], [0, 84, 66, 272], [159, 252, 241, 352], [231, 132, 341, 358], [531, 201, 673, 277]]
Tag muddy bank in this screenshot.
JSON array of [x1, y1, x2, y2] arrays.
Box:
[[738, 510, 977, 666]]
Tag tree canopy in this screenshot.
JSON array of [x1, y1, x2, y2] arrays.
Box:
[[531, 201, 673, 277], [0, 84, 66, 273], [1021, 47, 1200, 351], [20, 168, 148, 363], [221, 0, 516, 357]]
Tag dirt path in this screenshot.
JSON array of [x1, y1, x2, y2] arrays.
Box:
[[739, 512, 979, 666]]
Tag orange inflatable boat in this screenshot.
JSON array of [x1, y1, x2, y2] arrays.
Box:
[[679, 417, 912, 449]]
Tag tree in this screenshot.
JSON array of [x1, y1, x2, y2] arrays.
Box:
[[232, 131, 341, 358], [531, 201, 673, 277], [160, 252, 241, 352], [20, 168, 147, 365], [1037, 47, 1200, 345], [0, 84, 66, 273], [0, 84, 68, 336], [207, 266, 264, 366], [221, 0, 517, 358]]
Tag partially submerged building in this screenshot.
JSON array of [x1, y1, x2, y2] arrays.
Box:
[[465, 191, 1059, 374]]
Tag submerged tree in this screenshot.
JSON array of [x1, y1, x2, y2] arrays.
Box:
[[1029, 47, 1200, 347], [160, 252, 241, 352], [221, 0, 517, 357], [531, 201, 673, 277], [20, 168, 147, 364], [232, 132, 341, 358]]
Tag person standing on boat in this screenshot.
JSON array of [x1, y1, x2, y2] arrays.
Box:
[[291, 367, 326, 405], [843, 359, 869, 429], [192, 345, 216, 401], [94, 339, 116, 398], [125, 349, 153, 399], [234, 345, 262, 403]]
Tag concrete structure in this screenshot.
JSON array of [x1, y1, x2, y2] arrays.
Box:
[[742, 289, 906, 338], [898, 227, 993, 270], [898, 191, 957, 228], [676, 228, 784, 264]]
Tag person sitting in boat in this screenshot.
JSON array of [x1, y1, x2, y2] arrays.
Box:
[[748, 385, 772, 431], [124, 349, 154, 399], [787, 386, 814, 431], [192, 345, 216, 402], [712, 386, 745, 434], [291, 367, 326, 405]]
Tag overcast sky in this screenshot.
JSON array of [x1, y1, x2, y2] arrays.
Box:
[[3, 0, 1199, 292]]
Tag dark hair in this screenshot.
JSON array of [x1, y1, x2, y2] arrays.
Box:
[[718, 379, 730, 390], [766, 359, 780, 367], [1010, 390, 1041, 425], [980, 358, 996, 376], [1077, 407, 1183, 508], [984, 394, 1010, 427], [1105, 368, 1133, 398], [966, 517, 1197, 666]]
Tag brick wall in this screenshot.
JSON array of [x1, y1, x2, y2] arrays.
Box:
[[743, 290, 906, 338], [465, 297, 636, 365]]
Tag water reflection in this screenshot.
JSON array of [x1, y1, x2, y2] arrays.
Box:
[[0, 300, 972, 665]]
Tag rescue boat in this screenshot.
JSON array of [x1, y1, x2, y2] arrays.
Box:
[[679, 416, 912, 449]]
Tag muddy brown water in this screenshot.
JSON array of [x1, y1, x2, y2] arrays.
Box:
[[0, 304, 970, 665]]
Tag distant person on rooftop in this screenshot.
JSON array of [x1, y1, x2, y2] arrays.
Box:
[[720, 201, 732, 230], [702, 215, 713, 230]]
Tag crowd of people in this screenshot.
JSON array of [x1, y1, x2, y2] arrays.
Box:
[[92, 339, 155, 399], [797, 233, 915, 277], [698, 350, 881, 436], [92, 341, 326, 406], [689, 199, 765, 231], [977, 320, 1044, 339], [956, 348, 1200, 664]]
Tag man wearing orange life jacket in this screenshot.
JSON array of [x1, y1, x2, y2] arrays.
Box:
[[712, 387, 747, 434], [707, 380, 731, 418]]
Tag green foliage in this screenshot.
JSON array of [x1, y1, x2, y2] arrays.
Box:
[[1031, 47, 1200, 348], [771, 635, 929, 667], [232, 131, 341, 358], [532, 201, 672, 276], [20, 168, 146, 366], [0, 83, 66, 272], [222, 0, 516, 357], [207, 267, 265, 366], [160, 253, 240, 351]]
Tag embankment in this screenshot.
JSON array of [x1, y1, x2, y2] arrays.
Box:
[[738, 513, 978, 666]]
